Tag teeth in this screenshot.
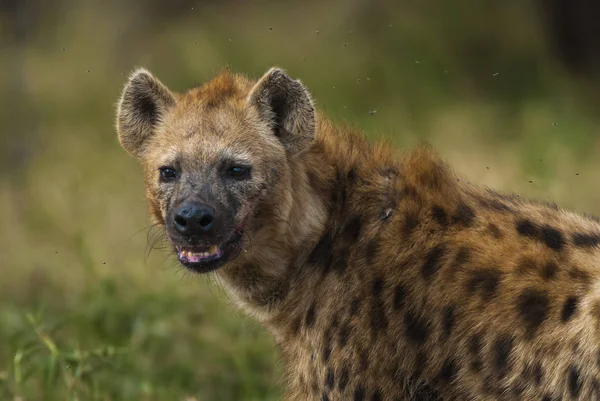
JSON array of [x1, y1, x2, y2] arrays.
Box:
[[180, 245, 218, 258]]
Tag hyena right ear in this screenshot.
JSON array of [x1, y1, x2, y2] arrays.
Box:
[[116, 68, 176, 158], [247, 68, 316, 155]]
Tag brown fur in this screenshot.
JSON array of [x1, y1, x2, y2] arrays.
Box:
[[117, 67, 600, 400]]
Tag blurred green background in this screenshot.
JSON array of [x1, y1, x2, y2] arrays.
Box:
[[2, 0, 600, 399]]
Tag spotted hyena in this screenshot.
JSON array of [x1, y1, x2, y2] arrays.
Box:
[[116, 66, 600, 400]]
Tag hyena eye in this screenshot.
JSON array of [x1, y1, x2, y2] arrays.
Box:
[[159, 166, 178, 182], [228, 165, 251, 180]]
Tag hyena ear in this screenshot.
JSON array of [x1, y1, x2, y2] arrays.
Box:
[[116, 68, 176, 158], [247, 68, 316, 155]]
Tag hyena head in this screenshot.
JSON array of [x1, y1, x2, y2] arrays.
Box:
[[116, 67, 315, 273]]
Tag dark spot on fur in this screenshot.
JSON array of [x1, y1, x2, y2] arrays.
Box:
[[366, 239, 379, 264], [322, 319, 336, 362], [455, 247, 471, 265], [371, 390, 382, 401], [469, 333, 483, 371], [411, 383, 443, 401], [347, 167, 357, 183], [516, 219, 539, 238], [393, 284, 406, 310], [594, 379, 600, 396], [331, 253, 349, 275], [325, 368, 335, 389], [562, 296, 579, 322], [438, 358, 457, 383], [573, 232, 600, 248], [414, 351, 428, 378], [516, 256, 537, 275], [569, 268, 591, 287], [469, 333, 482, 356], [308, 231, 334, 267], [487, 223, 503, 238], [469, 360, 483, 373], [442, 305, 455, 339], [331, 168, 347, 209], [359, 349, 369, 371], [321, 394, 330, 401], [534, 363, 544, 386], [338, 367, 349, 390], [290, 316, 301, 336], [311, 376, 319, 393], [331, 217, 361, 274], [322, 344, 331, 362], [516, 219, 565, 251], [517, 288, 550, 336], [305, 303, 316, 328], [453, 203, 476, 227], [467, 268, 502, 300], [401, 185, 419, 200], [371, 301, 388, 333], [338, 322, 351, 347], [342, 216, 362, 242], [447, 247, 471, 279], [403, 210, 419, 236], [350, 298, 361, 316], [370, 277, 388, 334], [511, 383, 525, 397], [404, 310, 429, 344], [421, 244, 447, 280], [541, 261, 559, 280], [306, 170, 319, 188], [353, 386, 365, 401], [493, 336, 513, 378], [541, 226, 565, 251], [569, 365, 582, 397], [527, 364, 546, 390], [372, 277, 384, 297], [432, 206, 448, 226]]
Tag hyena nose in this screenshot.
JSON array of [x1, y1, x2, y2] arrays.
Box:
[[173, 202, 216, 236]]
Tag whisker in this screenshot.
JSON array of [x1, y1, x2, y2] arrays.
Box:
[[126, 223, 159, 243]]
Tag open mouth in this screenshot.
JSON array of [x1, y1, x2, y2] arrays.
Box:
[[175, 230, 244, 273], [178, 244, 222, 264]]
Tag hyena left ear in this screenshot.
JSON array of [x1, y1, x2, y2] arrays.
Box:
[[247, 68, 316, 155], [116, 68, 176, 158]]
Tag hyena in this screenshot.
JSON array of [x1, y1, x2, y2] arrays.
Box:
[[116, 67, 600, 400]]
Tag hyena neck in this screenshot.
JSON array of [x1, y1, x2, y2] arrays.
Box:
[[221, 119, 393, 323], [220, 117, 456, 329]]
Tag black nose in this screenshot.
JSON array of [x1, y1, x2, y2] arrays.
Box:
[[173, 202, 216, 236]]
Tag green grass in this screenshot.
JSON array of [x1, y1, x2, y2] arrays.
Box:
[[0, 268, 281, 400], [3, 1, 600, 399]]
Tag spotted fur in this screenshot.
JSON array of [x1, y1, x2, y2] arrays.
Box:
[[117, 67, 600, 400]]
